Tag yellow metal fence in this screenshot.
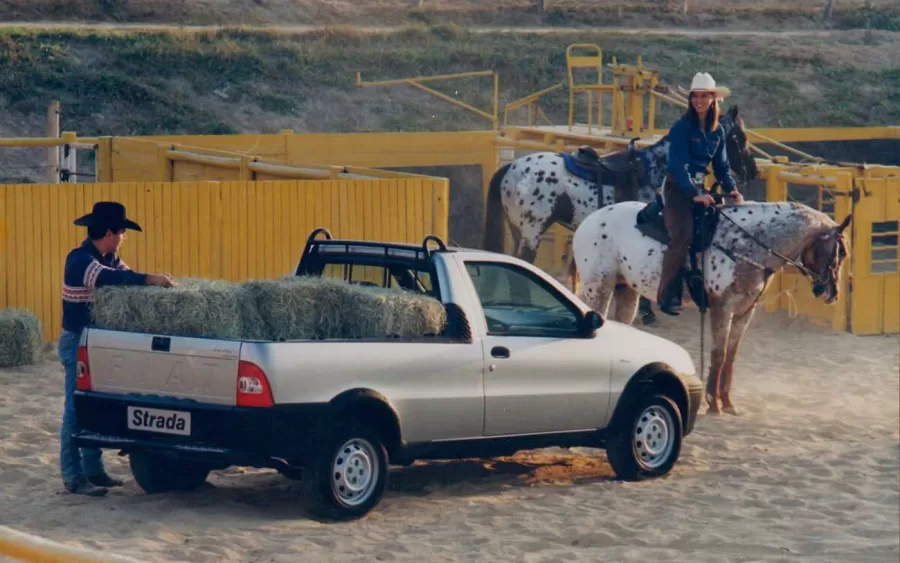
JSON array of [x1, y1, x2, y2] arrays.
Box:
[[0, 178, 449, 342]]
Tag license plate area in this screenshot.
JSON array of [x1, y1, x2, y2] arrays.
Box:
[[127, 406, 192, 436]]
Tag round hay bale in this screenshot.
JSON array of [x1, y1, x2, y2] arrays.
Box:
[[0, 308, 43, 368]]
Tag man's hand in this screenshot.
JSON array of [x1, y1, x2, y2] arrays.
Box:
[[146, 273, 177, 287], [693, 193, 716, 207], [726, 190, 745, 204]]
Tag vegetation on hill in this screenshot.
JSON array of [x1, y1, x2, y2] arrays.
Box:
[[2, 24, 898, 142], [1, 0, 898, 31]]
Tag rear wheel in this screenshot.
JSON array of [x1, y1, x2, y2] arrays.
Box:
[[129, 451, 211, 494], [303, 420, 389, 521], [606, 393, 683, 481]]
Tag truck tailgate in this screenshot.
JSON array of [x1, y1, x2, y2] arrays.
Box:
[[85, 329, 241, 406]]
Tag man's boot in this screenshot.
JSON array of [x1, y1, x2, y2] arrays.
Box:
[[64, 475, 109, 497], [87, 473, 124, 488]]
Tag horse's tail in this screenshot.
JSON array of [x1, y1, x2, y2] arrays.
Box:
[[482, 162, 511, 252]]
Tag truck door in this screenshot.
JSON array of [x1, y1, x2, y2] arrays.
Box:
[[462, 261, 612, 436]]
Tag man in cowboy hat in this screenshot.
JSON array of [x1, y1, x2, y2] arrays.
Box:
[[59, 201, 176, 496], [657, 72, 744, 315]]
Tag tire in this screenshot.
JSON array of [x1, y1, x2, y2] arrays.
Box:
[[129, 451, 211, 494], [303, 420, 389, 521], [606, 392, 683, 481]]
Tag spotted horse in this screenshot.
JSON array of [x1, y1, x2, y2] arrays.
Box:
[[483, 105, 758, 326], [567, 196, 851, 415]]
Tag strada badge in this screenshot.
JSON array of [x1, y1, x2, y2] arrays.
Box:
[[127, 406, 191, 436]]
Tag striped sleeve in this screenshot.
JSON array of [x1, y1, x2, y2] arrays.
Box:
[[84, 258, 148, 288]]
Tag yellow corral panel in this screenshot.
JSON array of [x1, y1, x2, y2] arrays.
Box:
[[107, 131, 499, 195], [0, 178, 449, 342], [850, 177, 900, 335]]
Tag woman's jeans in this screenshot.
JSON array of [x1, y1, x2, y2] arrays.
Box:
[[58, 329, 105, 483]]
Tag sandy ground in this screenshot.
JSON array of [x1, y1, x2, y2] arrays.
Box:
[[0, 308, 897, 563]]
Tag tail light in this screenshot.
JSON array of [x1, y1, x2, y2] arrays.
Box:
[[237, 361, 274, 408], [76, 346, 92, 391]]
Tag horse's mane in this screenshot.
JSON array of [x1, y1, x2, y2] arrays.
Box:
[[727, 201, 836, 227]]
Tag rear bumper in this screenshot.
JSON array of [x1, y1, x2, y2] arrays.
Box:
[[73, 391, 330, 466]]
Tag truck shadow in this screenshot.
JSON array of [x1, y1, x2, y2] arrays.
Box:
[[111, 450, 618, 523], [385, 449, 617, 497]]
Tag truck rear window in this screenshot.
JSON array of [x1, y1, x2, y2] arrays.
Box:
[[320, 262, 436, 296]]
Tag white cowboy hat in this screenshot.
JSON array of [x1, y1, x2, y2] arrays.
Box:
[[689, 72, 730, 100]]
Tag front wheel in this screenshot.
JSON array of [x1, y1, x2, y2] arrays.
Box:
[[606, 393, 683, 481], [303, 421, 389, 521]]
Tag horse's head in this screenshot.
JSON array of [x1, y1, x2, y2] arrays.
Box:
[[801, 214, 852, 304], [721, 105, 759, 188]]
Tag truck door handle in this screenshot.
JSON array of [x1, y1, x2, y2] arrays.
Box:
[[491, 346, 510, 359]]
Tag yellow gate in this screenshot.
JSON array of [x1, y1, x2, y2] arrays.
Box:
[[764, 166, 854, 332], [850, 174, 900, 335]]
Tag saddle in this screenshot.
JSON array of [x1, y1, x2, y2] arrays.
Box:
[[561, 145, 639, 185], [635, 192, 721, 312]]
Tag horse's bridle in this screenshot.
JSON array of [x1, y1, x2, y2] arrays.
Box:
[[716, 206, 845, 291]]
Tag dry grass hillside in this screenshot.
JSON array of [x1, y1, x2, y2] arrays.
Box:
[[0, 4, 898, 241], [1, 0, 898, 29]]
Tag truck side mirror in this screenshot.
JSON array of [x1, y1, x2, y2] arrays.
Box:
[[581, 310, 603, 336]]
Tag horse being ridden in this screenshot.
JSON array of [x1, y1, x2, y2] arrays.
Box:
[[569, 198, 851, 415], [481, 104, 758, 323]]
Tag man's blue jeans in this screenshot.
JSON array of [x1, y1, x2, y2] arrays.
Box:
[[58, 329, 105, 483]]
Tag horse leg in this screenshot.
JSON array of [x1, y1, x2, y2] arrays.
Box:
[[638, 296, 658, 326], [720, 305, 757, 416], [705, 304, 733, 415], [612, 284, 640, 324], [582, 278, 616, 319]]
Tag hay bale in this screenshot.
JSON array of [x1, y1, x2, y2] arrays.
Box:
[[92, 276, 447, 342], [93, 278, 249, 340], [262, 276, 447, 341], [0, 308, 43, 368]]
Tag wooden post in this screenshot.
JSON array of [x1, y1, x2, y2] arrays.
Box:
[[46, 100, 60, 183]]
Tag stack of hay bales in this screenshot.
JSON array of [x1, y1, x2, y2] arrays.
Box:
[[0, 308, 43, 368], [92, 276, 447, 342]]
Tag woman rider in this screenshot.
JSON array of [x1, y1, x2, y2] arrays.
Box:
[[657, 72, 744, 315]]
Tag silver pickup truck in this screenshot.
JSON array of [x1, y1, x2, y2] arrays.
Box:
[[73, 229, 703, 521]]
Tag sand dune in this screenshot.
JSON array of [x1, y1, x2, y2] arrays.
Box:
[[0, 308, 897, 562]]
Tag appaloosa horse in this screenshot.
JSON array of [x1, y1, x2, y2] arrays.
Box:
[[568, 198, 851, 415], [483, 106, 758, 324]]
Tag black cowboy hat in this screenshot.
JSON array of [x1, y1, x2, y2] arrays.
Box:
[[73, 201, 143, 232]]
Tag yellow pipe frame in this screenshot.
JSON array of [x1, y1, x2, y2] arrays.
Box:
[[503, 83, 564, 126], [356, 70, 499, 129]]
